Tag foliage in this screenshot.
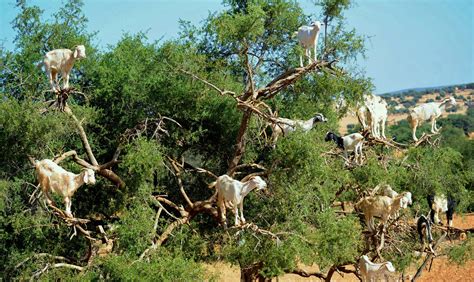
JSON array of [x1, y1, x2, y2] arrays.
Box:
[[83, 253, 207, 281], [448, 237, 474, 266], [0, 0, 472, 280]]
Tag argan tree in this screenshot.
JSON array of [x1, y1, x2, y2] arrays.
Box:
[[1, 0, 472, 281]]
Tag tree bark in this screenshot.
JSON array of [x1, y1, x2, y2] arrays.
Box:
[[227, 109, 252, 176], [65, 107, 98, 166], [240, 262, 269, 282]]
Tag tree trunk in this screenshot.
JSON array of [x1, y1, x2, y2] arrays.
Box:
[[240, 262, 269, 282], [324, 16, 328, 60], [227, 110, 252, 176]]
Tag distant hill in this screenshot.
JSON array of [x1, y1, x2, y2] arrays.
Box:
[[380, 82, 474, 97], [339, 86, 474, 134]]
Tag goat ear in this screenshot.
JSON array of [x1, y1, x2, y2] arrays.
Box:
[[83, 171, 89, 183], [73, 48, 78, 59]]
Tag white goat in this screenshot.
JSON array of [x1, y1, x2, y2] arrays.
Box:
[[210, 175, 267, 227], [295, 21, 323, 67], [375, 185, 411, 218], [359, 255, 396, 282], [357, 94, 388, 139], [408, 97, 457, 141], [269, 113, 327, 146], [373, 184, 398, 199], [356, 192, 411, 232], [374, 184, 412, 208], [325, 132, 364, 164], [40, 45, 87, 92], [35, 159, 96, 217]]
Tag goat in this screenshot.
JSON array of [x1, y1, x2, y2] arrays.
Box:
[[376, 185, 412, 208], [325, 132, 364, 164], [295, 21, 323, 67], [357, 94, 388, 139], [209, 175, 267, 227], [269, 113, 327, 146], [427, 194, 456, 227], [417, 215, 435, 253], [407, 97, 457, 141], [356, 192, 411, 232], [35, 159, 96, 217], [373, 184, 401, 218], [40, 45, 87, 92], [374, 184, 398, 199], [359, 255, 396, 282]]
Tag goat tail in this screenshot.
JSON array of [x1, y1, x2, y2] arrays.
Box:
[[208, 181, 217, 189]]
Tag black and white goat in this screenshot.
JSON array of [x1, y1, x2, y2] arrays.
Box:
[[325, 132, 364, 164], [427, 194, 456, 227], [417, 214, 435, 253], [269, 113, 327, 146]]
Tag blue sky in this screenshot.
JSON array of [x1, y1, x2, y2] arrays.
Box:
[[0, 0, 472, 93]]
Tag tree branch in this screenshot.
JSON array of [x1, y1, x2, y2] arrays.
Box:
[[49, 150, 125, 189], [64, 107, 98, 166], [177, 68, 236, 97], [168, 158, 194, 208], [252, 59, 339, 100], [412, 232, 447, 281], [292, 268, 326, 279]]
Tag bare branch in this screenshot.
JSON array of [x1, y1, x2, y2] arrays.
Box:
[[152, 197, 182, 220], [234, 163, 266, 172], [227, 110, 252, 176], [250, 59, 339, 100], [413, 132, 441, 148], [15, 253, 71, 270], [120, 116, 182, 144], [52, 263, 84, 271], [155, 196, 182, 212], [242, 44, 256, 99], [412, 232, 447, 281], [291, 268, 326, 280], [177, 68, 236, 97], [64, 107, 98, 166], [168, 158, 194, 208], [53, 150, 77, 164]]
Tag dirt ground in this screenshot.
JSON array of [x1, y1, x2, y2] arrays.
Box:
[[204, 214, 474, 281]]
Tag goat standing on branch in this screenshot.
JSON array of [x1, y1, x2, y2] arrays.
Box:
[[269, 113, 327, 146], [39, 45, 87, 92], [373, 184, 411, 218], [295, 21, 323, 67], [357, 94, 388, 139], [427, 194, 456, 227], [34, 159, 96, 217], [209, 175, 267, 227], [325, 132, 364, 165], [417, 214, 435, 253], [355, 192, 412, 232], [407, 97, 457, 141]]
